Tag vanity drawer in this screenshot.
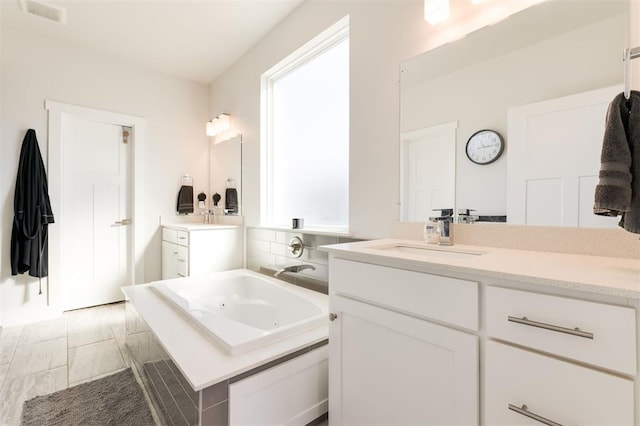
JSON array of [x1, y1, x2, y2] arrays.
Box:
[[162, 227, 178, 244], [486, 286, 636, 375], [176, 245, 188, 278], [485, 341, 634, 425], [330, 258, 478, 330], [176, 230, 189, 246]]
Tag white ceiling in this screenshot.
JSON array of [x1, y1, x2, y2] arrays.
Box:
[[1, 0, 305, 84]]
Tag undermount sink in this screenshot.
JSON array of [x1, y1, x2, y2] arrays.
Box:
[[370, 243, 486, 259]]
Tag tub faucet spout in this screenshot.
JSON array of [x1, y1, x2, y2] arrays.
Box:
[[274, 264, 316, 277]]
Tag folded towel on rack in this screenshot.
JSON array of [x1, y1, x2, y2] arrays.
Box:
[[225, 188, 238, 214], [176, 185, 194, 215], [594, 90, 640, 234]]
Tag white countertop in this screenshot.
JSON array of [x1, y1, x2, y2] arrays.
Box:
[[162, 223, 239, 231], [122, 283, 328, 391], [319, 239, 640, 299]]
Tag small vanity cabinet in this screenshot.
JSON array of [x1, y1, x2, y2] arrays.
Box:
[[485, 286, 636, 425], [161, 224, 242, 279], [328, 258, 479, 425]]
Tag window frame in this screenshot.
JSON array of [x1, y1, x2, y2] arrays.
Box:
[[260, 16, 350, 232]]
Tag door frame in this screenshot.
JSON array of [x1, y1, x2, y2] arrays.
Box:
[[45, 100, 146, 312]]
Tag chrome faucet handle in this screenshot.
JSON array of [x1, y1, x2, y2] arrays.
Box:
[[458, 209, 479, 224]]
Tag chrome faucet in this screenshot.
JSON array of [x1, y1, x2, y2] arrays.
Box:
[[430, 208, 454, 246], [273, 264, 316, 277]]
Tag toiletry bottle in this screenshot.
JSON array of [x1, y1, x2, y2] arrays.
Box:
[[424, 220, 440, 244]]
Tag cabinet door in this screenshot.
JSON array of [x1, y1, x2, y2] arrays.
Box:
[[161, 240, 178, 280], [485, 341, 634, 425], [229, 346, 328, 425], [329, 295, 478, 425]]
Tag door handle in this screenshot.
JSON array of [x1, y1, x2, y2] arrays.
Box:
[[112, 219, 131, 226]]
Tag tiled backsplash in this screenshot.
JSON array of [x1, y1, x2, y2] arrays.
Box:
[[246, 227, 361, 292]]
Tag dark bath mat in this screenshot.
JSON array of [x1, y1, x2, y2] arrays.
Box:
[[21, 368, 155, 426]]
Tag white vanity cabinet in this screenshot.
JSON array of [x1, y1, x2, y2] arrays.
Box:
[[328, 258, 479, 425], [323, 239, 640, 426], [161, 225, 242, 279], [485, 286, 636, 425]]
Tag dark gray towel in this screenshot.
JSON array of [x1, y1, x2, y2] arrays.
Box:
[[177, 185, 194, 214], [225, 187, 238, 214], [594, 90, 640, 234]]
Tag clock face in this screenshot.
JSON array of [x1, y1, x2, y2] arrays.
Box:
[[465, 130, 505, 165]]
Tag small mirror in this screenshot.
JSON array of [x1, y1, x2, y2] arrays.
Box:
[[209, 135, 242, 216]]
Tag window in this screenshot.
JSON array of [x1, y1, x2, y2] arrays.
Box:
[[261, 17, 349, 231]]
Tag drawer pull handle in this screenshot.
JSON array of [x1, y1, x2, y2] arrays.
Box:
[[178, 237, 187, 240], [508, 404, 563, 426], [177, 273, 186, 278], [508, 316, 593, 339]]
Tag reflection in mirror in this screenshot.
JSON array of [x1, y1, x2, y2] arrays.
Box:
[[400, 122, 456, 222], [209, 135, 242, 216], [400, 0, 628, 227]]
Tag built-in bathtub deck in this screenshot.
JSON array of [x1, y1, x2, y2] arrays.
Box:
[[123, 275, 329, 425], [122, 280, 328, 391]]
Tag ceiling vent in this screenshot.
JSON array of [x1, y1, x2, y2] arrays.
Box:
[[18, 0, 67, 24]]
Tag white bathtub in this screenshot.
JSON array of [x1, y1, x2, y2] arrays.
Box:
[[150, 269, 328, 355]]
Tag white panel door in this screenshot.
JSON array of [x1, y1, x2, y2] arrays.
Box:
[[401, 122, 457, 221], [507, 85, 621, 227], [329, 295, 478, 425], [61, 117, 131, 310]]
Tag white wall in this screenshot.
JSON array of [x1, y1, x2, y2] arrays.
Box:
[[1, 27, 209, 326], [209, 0, 435, 239], [633, 0, 640, 90]]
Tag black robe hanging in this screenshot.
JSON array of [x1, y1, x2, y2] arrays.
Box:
[[11, 129, 55, 278]]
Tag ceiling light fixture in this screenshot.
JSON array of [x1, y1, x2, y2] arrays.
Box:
[[424, 0, 450, 25], [206, 113, 231, 137]]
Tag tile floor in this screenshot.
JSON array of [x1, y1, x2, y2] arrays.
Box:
[[0, 302, 156, 426], [0, 302, 330, 426]]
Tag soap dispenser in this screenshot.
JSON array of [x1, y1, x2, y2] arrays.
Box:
[[423, 220, 440, 244]]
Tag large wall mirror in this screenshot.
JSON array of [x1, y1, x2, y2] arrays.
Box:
[[400, 0, 628, 227]]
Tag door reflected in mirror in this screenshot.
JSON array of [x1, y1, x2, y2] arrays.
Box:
[[399, 0, 628, 227]]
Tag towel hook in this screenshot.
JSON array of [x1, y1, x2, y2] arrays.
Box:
[[181, 174, 193, 186], [623, 46, 640, 100]]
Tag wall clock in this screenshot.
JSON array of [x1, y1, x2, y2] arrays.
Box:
[[465, 129, 505, 165]]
